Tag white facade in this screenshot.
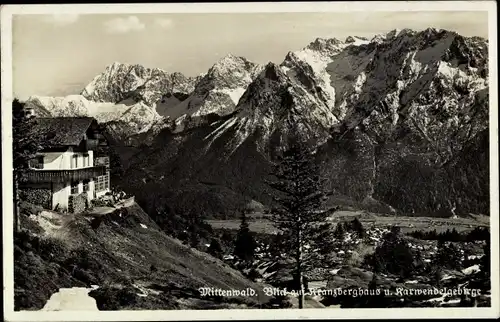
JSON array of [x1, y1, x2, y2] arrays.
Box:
[[52, 182, 71, 210], [28, 148, 109, 212], [36, 147, 94, 170]]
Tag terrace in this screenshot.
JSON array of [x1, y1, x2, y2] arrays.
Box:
[[25, 166, 107, 184]]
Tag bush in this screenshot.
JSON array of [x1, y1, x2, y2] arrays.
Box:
[[219, 229, 235, 249], [90, 216, 104, 230], [247, 268, 262, 281], [208, 238, 223, 258], [364, 226, 418, 278], [466, 227, 490, 242], [88, 285, 138, 310], [268, 233, 289, 259], [347, 217, 365, 238], [19, 201, 44, 217], [14, 231, 68, 262], [434, 240, 462, 269], [347, 242, 376, 267]]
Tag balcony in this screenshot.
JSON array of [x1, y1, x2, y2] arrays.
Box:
[[25, 166, 107, 184], [95, 156, 110, 168]]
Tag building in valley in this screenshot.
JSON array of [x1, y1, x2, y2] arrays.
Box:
[[20, 117, 111, 213]]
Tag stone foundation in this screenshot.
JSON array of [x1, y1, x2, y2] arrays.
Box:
[[19, 188, 52, 209], [68, 192, 89, 214]]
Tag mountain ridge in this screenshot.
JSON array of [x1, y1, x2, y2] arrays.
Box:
[[118, 27, 489, 218], [21, 28, 490, 218]]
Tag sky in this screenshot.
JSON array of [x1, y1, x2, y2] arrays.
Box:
[[12, 11, 489, 100]]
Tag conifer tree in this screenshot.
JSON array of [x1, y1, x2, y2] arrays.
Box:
[[316, 222, 336, 256], [12, 99, 45, 233], [435, 240, 462, 269], [350, 217, 365, 238], [208, 238, 223, 259], [267, 136, 334, 309], [333, 222, 346, 240], [368, 226, 416, 278], [234, 212, 257, 262]]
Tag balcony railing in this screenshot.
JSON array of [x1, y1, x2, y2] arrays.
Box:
[[95, 156, 110, 168], [25, 166, 107, 184]]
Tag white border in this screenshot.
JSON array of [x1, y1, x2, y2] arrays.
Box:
[[1, 2, 498, 321]]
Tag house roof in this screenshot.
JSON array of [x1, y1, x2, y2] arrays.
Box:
[[28, 117, 99, 148]]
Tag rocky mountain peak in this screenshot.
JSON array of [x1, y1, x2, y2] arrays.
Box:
[[345, 36, 356, 43], [200, 54, 262, 91], [107, 61, 127, 69], [261, 62, 288, 82], [345, 35, 369, 43], [306, 37, 344, 53], [154, 55, 264, 124], [81, 62, 197, 107], [211, 54, 250, 70], [96, 28, 489, 220]]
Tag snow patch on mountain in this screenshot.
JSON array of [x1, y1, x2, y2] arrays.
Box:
[[26, 94, 166, 136], [161, 54, 263, 123], [214, 87, 247, 105], [345, 36, 370, 46], [201, 28, 488, 160], [204, 61, 339, 154]]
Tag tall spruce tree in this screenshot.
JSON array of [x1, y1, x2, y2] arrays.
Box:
[[350, 217, 365, 239], [234, 212, 257, 262], [12, 99, 45, 233], [333, 222, 346, 240], [267, 136, 333, 309]]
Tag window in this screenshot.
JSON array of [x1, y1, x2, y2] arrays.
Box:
[[83, 153, 89, 167], [32, 155, 44, 169], [96, 176, 102, 192], [96, 175, 107, 192], [37, 156, 44, 166], [104, 172, 110, 190], [83, 180, 90, 192], [71, 181, 79, 195], [72, 155, 79, 168]]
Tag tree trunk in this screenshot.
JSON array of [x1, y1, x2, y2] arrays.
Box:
[[298, 270, 305, 309], [14, 171, 21, 233], [297, 227, 305, 309]]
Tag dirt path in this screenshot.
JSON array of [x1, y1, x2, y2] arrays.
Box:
[[42, 287, 98, 311], [88, 197, 136, 217]]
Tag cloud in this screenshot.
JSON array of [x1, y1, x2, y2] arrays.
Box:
[[154, 18, 174, 29], [104, 16, 145, 34], [43, 14, 80, 26]]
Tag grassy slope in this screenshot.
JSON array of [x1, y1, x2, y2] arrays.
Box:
[[14, 201, 270, 310]]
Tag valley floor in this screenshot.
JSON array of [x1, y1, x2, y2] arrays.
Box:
[[207, 210, 490, 235], [208, 210, 491, 308]]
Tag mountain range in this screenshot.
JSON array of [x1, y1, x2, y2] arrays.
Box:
[[24, 27, 490, 218]]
